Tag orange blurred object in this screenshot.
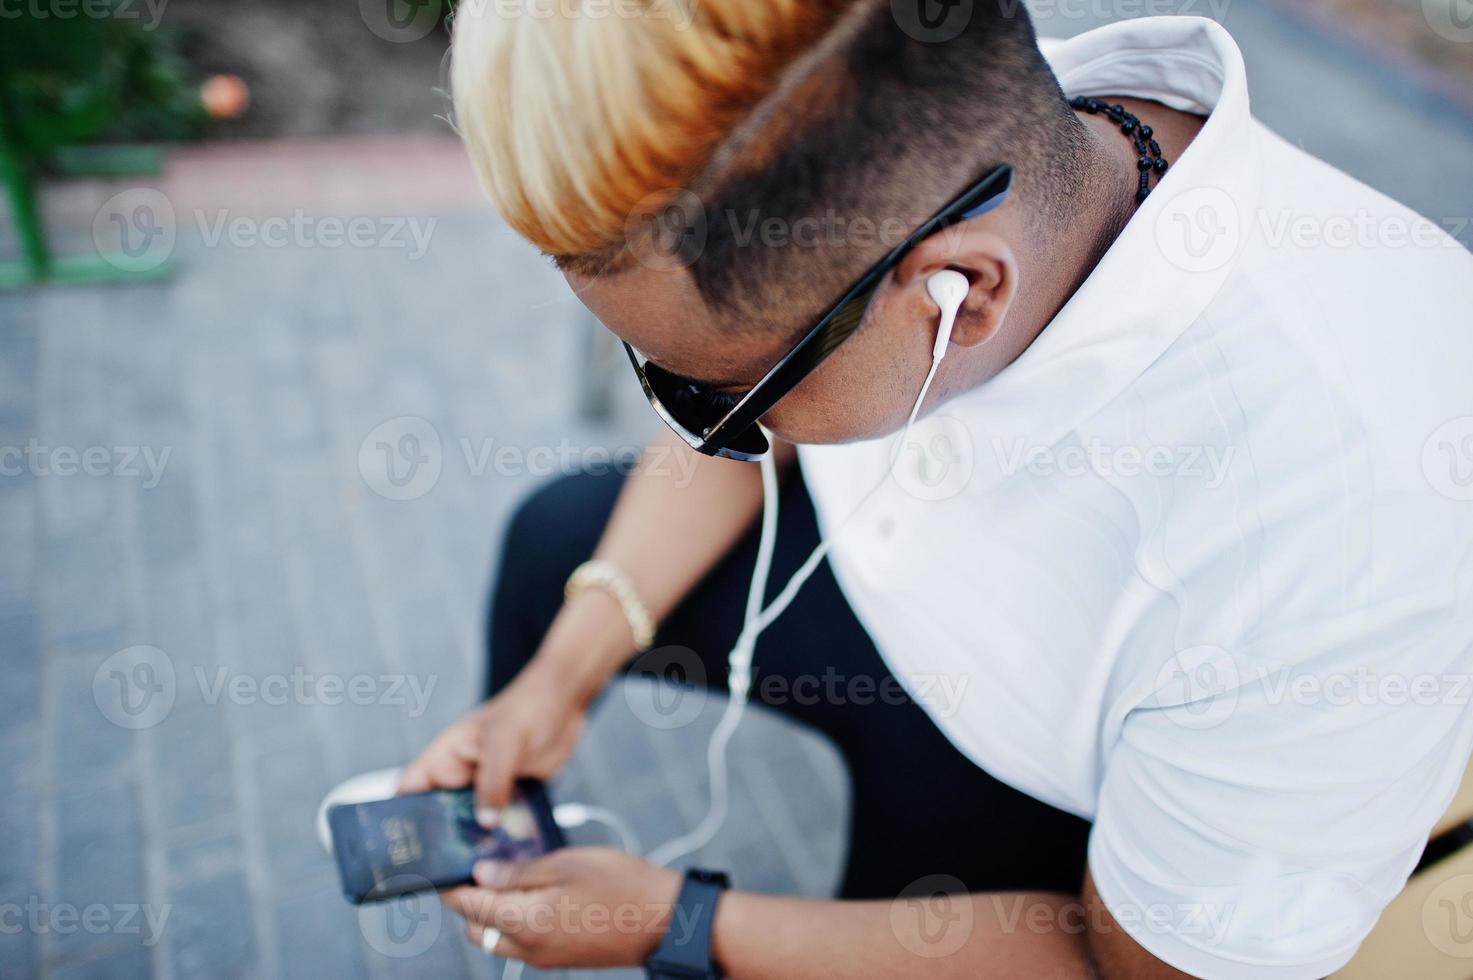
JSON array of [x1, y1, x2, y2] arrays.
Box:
[[200, 74, 251, 120]]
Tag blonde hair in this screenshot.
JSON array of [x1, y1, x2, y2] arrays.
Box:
[[450, 0, 850, 268]]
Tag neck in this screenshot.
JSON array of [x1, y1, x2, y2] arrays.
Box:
[[1040, 108, 1141, 311], [959, 113, 1137, 389]]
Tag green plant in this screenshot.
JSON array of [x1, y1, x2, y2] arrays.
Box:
[[0, 1, 198, 286]]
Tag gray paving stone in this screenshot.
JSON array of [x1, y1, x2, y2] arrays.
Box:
[[163, 830, 250, 886], [246, 743, 336, 895], [48, 945, 155, 980], [0, 720, 41, 793], [271, 885, 370, 980], [0, 788, 42, 980], [0, 788, 39, 893], [0, 929, 39, 980], [165, 870, 259, 979], [0, 607, 40, 727], [0, 478, 37, 605], [46, 651, 137, 788], [152, 759, 239, 836], [134, 475, 200, 569], [49, 780, 152, 965]]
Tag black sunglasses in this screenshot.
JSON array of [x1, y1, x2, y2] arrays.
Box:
[[624, 162, 1014, 461]]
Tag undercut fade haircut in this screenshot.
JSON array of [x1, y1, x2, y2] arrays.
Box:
[[451, 0, 1092, 330]]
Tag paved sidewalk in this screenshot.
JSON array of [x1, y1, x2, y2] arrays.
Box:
[[2, 4, 1470, 979], [0, 140, 848, 980]]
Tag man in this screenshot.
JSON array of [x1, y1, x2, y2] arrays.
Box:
[[400, 1, 1473, 976]]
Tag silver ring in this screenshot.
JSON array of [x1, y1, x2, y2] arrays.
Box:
[[480, 925, 503, 956]]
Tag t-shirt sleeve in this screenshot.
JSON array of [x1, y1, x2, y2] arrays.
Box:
[[1088, 601, 1473, 978]]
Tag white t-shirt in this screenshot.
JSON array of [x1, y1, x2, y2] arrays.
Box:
[[798, 16, 1473, 979]]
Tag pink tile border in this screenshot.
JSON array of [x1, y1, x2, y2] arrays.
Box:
[[160, 135, 493, 215]]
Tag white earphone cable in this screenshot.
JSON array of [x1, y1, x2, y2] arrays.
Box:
[[645, 449, 781, 867], [647, 329, 951, 869], [500, 295, 957, 977], [551, 802, 643, 853]]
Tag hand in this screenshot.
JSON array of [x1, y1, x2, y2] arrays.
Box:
[[398, 668, 585, 816], [443, 847, 683, 970]]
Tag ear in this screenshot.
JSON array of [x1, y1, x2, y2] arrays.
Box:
[[890, 222, 1019, 349]]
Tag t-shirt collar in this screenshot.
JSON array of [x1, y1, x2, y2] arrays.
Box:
[[951, 16, 1262, 495]]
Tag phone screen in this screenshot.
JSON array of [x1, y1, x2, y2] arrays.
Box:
[[329, 781, 562, 903]]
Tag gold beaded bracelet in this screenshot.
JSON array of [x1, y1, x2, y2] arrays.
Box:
[[564, 559, 656, 652]]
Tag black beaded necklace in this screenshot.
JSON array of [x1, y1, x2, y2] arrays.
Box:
[[1070, 96, 1169, 203]]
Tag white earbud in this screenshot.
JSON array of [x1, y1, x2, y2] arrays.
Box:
[[925, 270, 969, 362]]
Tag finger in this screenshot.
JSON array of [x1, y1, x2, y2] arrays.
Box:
[[400, 730, 478, 795], [473, 851, 568, 891], [395, 760, 435, 795], [472, 726, 522, 819], [443, 884, 557, 943], [463, 920, 533, 961], [441, 885, 499, 925], [398, 753, 472, 795]]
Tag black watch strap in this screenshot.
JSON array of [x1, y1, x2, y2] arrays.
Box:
[[645, 868, 729, 979]]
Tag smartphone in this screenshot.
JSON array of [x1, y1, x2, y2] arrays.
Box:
[[329, 779, 564, 904]]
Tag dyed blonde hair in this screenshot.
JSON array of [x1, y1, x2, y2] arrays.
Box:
[[450, 0, 852, 269]]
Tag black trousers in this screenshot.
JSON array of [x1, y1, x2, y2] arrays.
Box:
[[485, 468, 1090, 899]]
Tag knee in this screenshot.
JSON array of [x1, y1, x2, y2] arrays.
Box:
[[499, 472, 608, 586]]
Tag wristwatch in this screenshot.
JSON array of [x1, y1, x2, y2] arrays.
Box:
[[645, 868, 730, 979]]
